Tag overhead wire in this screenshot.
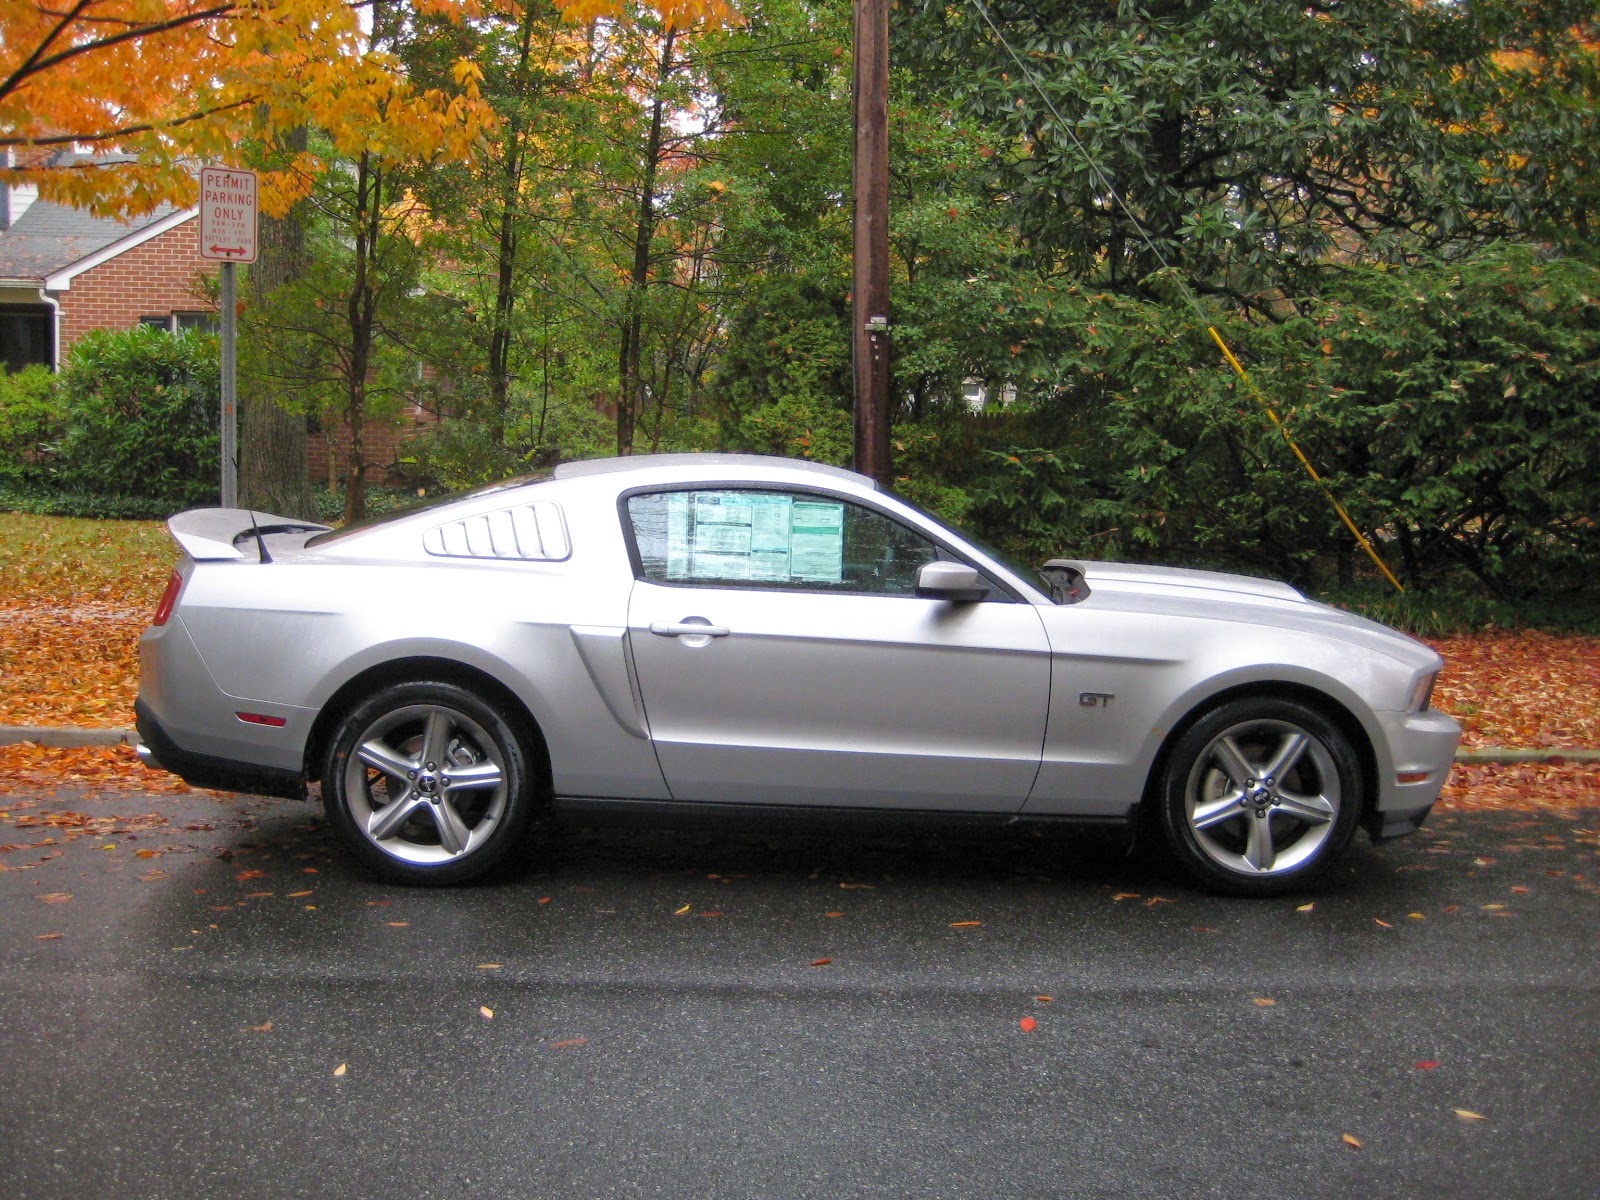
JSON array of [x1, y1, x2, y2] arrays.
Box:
[[965, 0, 1405, 593]]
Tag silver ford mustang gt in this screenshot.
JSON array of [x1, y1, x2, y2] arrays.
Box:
[[135, 453, 1459, 895]]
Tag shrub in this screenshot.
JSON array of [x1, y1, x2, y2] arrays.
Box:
[[53, 326, 220, 507], [0, 365, 62, 487]]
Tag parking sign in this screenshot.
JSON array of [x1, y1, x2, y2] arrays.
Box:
[[199, 167, 258, 263]]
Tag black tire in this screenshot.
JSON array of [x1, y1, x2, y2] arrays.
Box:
[[322, 680, 541, 885], [1157, 696, 1363, 897]]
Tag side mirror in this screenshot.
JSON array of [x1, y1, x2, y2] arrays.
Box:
[[915, 560, 989, 602]]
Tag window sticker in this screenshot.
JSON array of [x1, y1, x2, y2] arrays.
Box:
[[654, 490, 846, 585], [789, 500, 844, 582]]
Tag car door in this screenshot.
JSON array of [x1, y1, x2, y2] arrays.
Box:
[[623, 486, 1051, 811]]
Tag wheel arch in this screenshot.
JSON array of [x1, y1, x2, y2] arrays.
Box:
[[304, 656, 552, 795], [1137, 679, 1379, 837]]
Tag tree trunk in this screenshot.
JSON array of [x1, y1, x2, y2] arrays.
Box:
[[239, 127, 315, 519], [617, 28, 675, 457], [343, 151, 379, 525], [485, 6, 540, 445]]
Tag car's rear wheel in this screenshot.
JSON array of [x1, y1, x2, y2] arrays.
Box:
[[322, 681, 539, 885], [1158, 697, 1362, 897]]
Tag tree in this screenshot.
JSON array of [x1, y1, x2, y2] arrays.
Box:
[[896, 0, 1600, 309]]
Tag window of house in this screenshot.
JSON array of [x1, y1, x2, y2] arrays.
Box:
[[0, 306, 51, 373], [175, 311, 218, 334], [626, 488, 943, 596], [139, 312, 219, 334]]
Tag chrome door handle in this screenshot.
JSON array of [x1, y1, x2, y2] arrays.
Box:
[[649, 620, 730, 638]]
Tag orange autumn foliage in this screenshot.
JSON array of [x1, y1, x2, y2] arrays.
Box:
[[1, 0, 735, 218]]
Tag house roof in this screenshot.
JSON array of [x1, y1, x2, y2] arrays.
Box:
[[0, 199, 183, 283]]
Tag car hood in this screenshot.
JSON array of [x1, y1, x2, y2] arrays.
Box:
[[1053, 559, 1441, 671]]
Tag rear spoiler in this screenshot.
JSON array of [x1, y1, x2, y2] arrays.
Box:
[[168, 508, 332, 561]]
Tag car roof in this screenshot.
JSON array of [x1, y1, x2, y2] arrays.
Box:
[[552, 453, 875, 489]]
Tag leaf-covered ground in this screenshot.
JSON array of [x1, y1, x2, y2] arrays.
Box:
[[1, 513, 1596, 812], [0, 514, 171, 727]]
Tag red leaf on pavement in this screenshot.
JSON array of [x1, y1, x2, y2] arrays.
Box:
[[550, 1038, 587, 1049], [1415, 1061, 1440, 1070], [235, 869, 267, 881], [1019, 1017, 1037, 1032], [808, 958, 832, 967]]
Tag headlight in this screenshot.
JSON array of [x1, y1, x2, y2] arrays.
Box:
[[1407, 671, 1438, 713]]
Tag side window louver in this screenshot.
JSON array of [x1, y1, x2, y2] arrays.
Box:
[[423, 502, 571, 562]]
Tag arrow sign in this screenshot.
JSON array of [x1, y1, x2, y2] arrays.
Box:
[[199, 167, 258, 264]]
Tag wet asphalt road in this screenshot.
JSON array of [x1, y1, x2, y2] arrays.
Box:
[[1, 789, 1597, 1200]]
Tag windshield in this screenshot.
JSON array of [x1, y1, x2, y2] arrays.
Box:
[[304, 473, 552, 547]]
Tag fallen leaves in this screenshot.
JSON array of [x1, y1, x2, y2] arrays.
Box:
[[333, 1062, 348, 1077], [1426, 630, 1600, 751], [1019, 1016, 1037, 1033], [1415, 1060, 1440, 1070], [1252, 997, 1277, 1007], [1342, 1133, 1363, 1149], [35, 932, 63, 940], [549, 1038, 587, 1049], [808, 958, 832, 967], [0, 744, 201, 800], [479, 1006, 494, 1020], [1436, 762, 1600, 816], [949, 920, 982, 928], [35, 892, 72, 903], [1454, 1108, 1489, 1122], [0, 514, 169, 727]]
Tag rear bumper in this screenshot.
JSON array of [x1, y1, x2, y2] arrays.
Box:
[[135, 699, 306, 800]]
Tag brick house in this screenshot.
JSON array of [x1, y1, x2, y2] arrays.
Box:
[[0, 183, 217, 372], [0, 170, 429, 486]]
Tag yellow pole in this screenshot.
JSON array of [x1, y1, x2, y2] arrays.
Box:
[[1206, 327, 1405, 594]]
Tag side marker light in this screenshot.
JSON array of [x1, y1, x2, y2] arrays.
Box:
[[236, 712, 287, 728]]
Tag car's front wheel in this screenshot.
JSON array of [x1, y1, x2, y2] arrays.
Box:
[[1157, 697, 1363, 897], [322, 681, 540, 885]]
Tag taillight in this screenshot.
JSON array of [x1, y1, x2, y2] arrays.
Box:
[[152, 571, 183, 626]]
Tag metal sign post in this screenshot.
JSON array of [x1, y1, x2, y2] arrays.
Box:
[[198, 166, 258, 509]]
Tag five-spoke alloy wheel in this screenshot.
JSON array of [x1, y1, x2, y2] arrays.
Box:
[[323, 681, 539, 885], [1158, 697, 1362, 896]]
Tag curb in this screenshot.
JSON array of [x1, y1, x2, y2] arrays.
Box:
[[2, 726, 1597, 765], [3, 726, 136, 748]]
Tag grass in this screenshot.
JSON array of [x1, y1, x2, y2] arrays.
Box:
[[0, 511, 172, 610]]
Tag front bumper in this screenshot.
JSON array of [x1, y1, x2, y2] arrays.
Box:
[[1361, 706, 1462, 842]]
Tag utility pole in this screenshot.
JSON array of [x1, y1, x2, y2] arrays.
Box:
[[852, 0, 892, 486]]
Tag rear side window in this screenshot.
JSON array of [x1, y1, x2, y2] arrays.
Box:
[[626, 489, 938, 595]]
